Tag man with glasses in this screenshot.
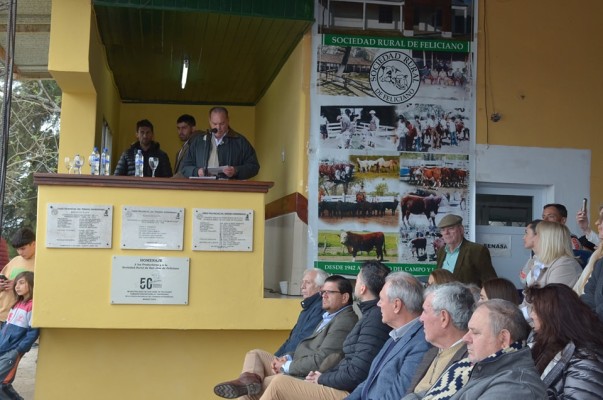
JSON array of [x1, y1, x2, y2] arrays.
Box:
[[214, 275, 357, 399], [435, 214, 496, 286]]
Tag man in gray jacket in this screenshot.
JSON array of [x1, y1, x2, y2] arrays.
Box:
[[214, 275, 357, 399], [180, 107, 259, 179], [416, 299, 547, 400]]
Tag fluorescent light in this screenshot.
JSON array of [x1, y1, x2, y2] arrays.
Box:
[[181, 58, 189, 89]]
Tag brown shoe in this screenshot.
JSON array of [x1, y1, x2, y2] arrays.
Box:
[[214, 372, 262, 398]]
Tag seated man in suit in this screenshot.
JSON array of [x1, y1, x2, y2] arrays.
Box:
[[346, 271, 431, 400], [403, 282, 474, 398], [213, 275, 358, 399], [436, 214, 497, 286], [259, 261, 393, 399]]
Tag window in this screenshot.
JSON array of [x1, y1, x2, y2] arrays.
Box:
[[476, 194, 532, 227]]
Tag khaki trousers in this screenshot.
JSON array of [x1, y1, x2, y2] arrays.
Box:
[[259, 374, 349, 400], [239, 349, 278, 400]]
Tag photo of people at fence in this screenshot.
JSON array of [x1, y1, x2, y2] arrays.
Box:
[[318, 103, 471, 154], [317, 45, 471, 102], [317, 229, 398, 262]]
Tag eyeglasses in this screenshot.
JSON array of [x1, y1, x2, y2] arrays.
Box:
[[320, 290, 341, 296]]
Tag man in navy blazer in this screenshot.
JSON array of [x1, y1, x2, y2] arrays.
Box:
[[346, 272, 431, 400]]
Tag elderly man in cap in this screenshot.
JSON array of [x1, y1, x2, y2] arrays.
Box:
[[435, 214, 497, 286]]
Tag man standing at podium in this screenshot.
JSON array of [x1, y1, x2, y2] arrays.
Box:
[[180, 107, 260, 180]]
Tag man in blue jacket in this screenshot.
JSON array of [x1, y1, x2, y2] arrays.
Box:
[[259, 261, 392, 399], [346, 271, 431, 400], [274, 268, 328, 357]]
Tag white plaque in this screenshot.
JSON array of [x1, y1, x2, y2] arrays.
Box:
[[192, 208, 253, 251], [111, 256, 189, 305], [121, 206, 184, 250], [46, 204, 113, 248]]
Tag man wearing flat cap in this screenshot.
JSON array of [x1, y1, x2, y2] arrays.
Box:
[[435, 214, 497, 286]]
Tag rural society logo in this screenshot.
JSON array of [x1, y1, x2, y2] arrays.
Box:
[[369, 51, 420, 104]]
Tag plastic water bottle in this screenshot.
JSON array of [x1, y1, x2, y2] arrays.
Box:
[[135, 149, 144, 177], [101, 147, 110, 176], [89, 147, 100, 175]]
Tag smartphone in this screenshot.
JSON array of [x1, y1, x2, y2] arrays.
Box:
[[0, 275, 6, 281], [582, 198, 588, 213]]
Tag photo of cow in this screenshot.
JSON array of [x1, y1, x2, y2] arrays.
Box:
[[397, 152, 469, 263], [317, 229, 398, 262], [399, 229, 446, 263]]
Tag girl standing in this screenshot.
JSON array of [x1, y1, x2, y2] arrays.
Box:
[[0, 271, 39, 382]]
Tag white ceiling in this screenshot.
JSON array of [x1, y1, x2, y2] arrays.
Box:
[[0, 0, 51, 79]]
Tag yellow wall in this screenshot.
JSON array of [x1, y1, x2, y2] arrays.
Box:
[[34, 180, 298, 398], [49, 0, 122, 171], [37, 329, 286, 399], [475, 0, 603, 215], [255, 33, 312, 202]]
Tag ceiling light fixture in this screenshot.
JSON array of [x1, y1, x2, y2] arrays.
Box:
[[181, 58, 189, 89]]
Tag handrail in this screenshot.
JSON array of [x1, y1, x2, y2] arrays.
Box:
[[33, 173, 274, 193]]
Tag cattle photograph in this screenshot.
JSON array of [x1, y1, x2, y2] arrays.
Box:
[[319, 174, 400, 228], [397, 153, 469, 232], [399, 230, 446, 263], [317, 229, 398, 262]]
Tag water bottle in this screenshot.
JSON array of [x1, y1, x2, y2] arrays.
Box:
[[89, 147, 100, 175], [135, 149, 144, 177], [101, 147, 110, 176]]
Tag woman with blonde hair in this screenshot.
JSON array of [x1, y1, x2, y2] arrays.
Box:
[[529, 221, 582, 288]]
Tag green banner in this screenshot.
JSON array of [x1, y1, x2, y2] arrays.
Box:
[[322, 34, 470, 53], [314, 261, 436, 277]]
